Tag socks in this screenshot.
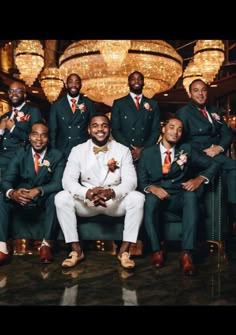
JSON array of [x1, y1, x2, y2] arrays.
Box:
[[0, 241, 8, 254]]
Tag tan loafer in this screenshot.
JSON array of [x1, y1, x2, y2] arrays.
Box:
[[117, 252, 135, 269], [62, 251, 85, 269]]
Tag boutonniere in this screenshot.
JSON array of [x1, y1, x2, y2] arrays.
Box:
[[76, 103, 87, 113], [39, 159, 52, 172], [174, 150, 188, 169], [211, 113, 222, 123], [16, 111, 30, 122], [143, 102, 152, 111], [107, 158, 120, 172]]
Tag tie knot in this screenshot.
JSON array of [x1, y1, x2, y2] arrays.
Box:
[[71, 98, 76, 103], [93, 145, 108, 155], [165, 150, 171, 156], [199, 107, 208, 118], [13, 108, 19, 115], [34, 153, 40, 159]]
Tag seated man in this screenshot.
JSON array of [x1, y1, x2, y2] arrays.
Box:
[[55, 113, 145, 270], [0, 121, 65, 265], [137, 118, 220, 276]]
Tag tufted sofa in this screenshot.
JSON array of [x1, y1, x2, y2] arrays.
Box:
[[9, 174, 229, 254]]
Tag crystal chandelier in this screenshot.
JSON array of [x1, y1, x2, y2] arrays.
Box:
[[194, 40, 225, 84], [40, 67, 64, 103], [96, 40, 131, 72], [183, 60, 205, 96], [15, 40, 44, 86], [59, 40, 183, 106]]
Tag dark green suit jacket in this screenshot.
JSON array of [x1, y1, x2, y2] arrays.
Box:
[[49, 95, 97, 158], [111, 94, 160, 149], [0, 104, 42, 152], [137, 143, 220, 194], [176, 102, 232, 152], [2, 145, 65, 201]]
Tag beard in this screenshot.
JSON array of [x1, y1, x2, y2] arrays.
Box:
[[91, 133, 110, 147], [11, 96, 25, 108]]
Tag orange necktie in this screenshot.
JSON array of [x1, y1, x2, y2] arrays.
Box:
[[199, 107, 208, 119], [71, 98, 77, 113], [34, 153, 40, 173], [134, 96, 140, 110], [162, 150, 171, 174]]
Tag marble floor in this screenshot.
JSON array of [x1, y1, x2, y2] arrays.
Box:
[[0, 241, 236, 306]]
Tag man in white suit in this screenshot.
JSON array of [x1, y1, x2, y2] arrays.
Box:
[[55, 114, 145, 269]]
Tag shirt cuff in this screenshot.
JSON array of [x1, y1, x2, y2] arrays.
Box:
[[0, 129, 4, 136], [144, 185, 154, 193], [10, 125, 16, 133], [6, 189, 14, 198], [200, 175, 209, 184]]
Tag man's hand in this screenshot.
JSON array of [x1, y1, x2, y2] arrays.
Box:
[[0, 117, 8, 130], [10, 187, 41, 206], [203, 145, 222, 157], [147, 185, 170, 200], [182, 176, 206, 191], [5, 118, 15, 131], [86, 187, 115, 207], [131, 145, 143, 161]]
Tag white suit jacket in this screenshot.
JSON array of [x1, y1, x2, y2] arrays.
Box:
[[62, 139, 137, 201]]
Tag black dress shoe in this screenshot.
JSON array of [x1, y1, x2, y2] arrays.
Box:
[[0, 251, 10, 266], [40, 246, 53, 264], [180, 252, 196, 276]]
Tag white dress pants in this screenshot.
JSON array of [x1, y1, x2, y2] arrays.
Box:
[[55, 190, 145, 243]]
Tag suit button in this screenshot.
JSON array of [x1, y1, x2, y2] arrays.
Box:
[[68, 137, 71, 139], [132, 128, 134, 130], [142, 128, 144, 130], [78, 126, 80, 128], [68, 126, 71, 128], [124, 116, 127, 119], [171, 179, 174, 183], [4, 137, 6, 140], [3, 147, 6, 150], [132, 139, 134, 141]]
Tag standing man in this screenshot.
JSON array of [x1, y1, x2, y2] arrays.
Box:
[[0, 81, 42, 190], [111, 71, 160, 163], [0, 121, 65, 265], [55, 114, 145, 270], [49, 73, 97, 159], [176, 79, 236, 232], [137, 118, 220, 275]]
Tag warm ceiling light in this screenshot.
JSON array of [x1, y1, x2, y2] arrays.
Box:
[[183, 60, 205, 96], [40, 67, 64, 103], [59, 40, 183, 106], [96, 40, 131, 72], [15, 40, 44, 87], [194, 40, 225, 84]]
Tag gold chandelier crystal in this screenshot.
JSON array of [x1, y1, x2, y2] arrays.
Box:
[[15, 40, 44, 86], [59, 40, 183, 106], [40, 67, 64, 103], [194, 40, 225, 84]]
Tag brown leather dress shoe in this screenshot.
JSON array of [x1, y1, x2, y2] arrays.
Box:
[[40, 246, 53, 264], [0, 251, 10, 266], [152, 250, 164, 267], [180, 252, 196, 276]]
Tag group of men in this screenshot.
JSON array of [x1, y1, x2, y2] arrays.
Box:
[[0, 71, 235, 277]]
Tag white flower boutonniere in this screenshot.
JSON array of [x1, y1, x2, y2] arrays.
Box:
[[16, 111, 30, 122], [39, 159, 52, 172], [174, 150, 188, 169], [76, 103, 87, 113], [143, 102, 152, 111], [211, 113, 222, 123]]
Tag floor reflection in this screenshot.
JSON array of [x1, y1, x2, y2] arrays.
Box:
[[0, 245, 236, 306]]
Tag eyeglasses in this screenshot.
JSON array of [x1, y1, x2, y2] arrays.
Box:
[[8, 88, 25, 94]]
